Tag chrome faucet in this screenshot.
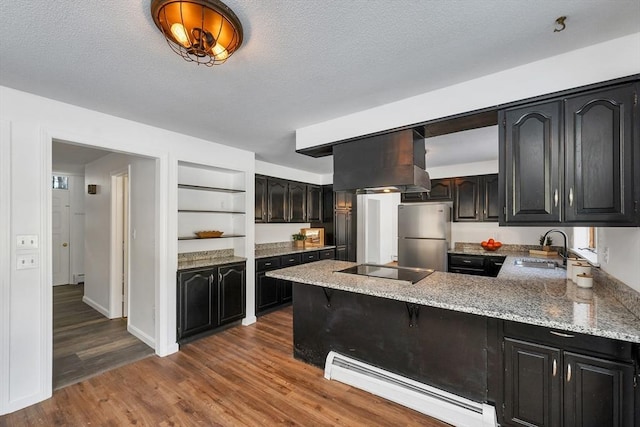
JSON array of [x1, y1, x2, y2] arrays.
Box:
[[542, 229, 568, 267]]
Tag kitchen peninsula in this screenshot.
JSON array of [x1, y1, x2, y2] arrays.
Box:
[[268, 257, 640, 426]]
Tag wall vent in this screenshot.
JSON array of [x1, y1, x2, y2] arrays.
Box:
[[73, 273, 85, 284], [324, 351, 497, 427]]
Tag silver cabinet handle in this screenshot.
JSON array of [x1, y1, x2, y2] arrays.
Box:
[[550, 330, 574, 338], [219, 272, 222, 282], [552, 359, 557, 377], [554, 189, 558, 207], [569, 187, 574, 207], [567, 363, 572, 382], [265, 262, 271, 266], [209, 274, 213, 285]]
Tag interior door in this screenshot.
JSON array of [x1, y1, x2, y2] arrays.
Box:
[[52, 188, 70, 285]]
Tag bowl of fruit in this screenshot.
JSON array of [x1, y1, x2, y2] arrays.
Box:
[[481, 238, 502, 251]]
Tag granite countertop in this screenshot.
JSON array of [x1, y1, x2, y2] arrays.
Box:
[[178, 255, 247, 270], [255, 245, 336, 259], [267, 258, 640, 343]]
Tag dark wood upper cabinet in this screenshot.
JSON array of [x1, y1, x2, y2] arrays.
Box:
[[482, 174, 500, 222], [500, 81, 638, 226], [335, 191, 353, 210], [255, 175, 267, 223], [288, 182, 307, 222], [454, 176, 480, 221], [429, 178, 453, 201], [267, 178, 288, 223], [501, 101, 562, 224], [564, 85, 636, 224], [307, 185, 322, 222]]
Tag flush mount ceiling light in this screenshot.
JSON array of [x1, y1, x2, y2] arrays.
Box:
[[150, 0, 243, 66]]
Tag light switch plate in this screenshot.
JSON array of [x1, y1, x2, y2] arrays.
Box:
[[17, 235, 38, 249], [17, 254, 38, 270]]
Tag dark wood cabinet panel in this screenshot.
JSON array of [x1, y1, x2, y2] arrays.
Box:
[[400, 192, 429, 203], [267, 178, 288, 223], [504, 338, 561, 427], [335, 191, 354, 210], [177, 262, 246, 343], [307, 185, 322, 222], [256, 271, 280, 312], [454, 176, 480, 221], [501, 101, 562, 223], [288, 182, 307, 223], [335, 210, 355, 261], [564, 85, 637, 224], [429, 178, 453, 201], [482, 174, 500, 221], [563, 352, 634, 427], [218, 264, 246, 325], [321, 185, 334, 223], [177, 268, 216, 341], [255, 175, 267, 223]]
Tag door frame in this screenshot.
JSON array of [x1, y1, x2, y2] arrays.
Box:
[[51, 185, 71, 286], [110, 168, 130, 319]]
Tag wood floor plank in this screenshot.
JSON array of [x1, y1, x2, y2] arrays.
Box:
[[2, 306, 451, 426]]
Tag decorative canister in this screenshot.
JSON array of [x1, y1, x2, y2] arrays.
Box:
[[572, 263, 591, 283], [576, 273, 594, 289]]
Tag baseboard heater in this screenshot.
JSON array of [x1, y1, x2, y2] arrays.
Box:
[[73, 273, 85, 284], [324, 351, 497, 427]]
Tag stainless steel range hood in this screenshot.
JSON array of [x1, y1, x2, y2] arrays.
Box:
[[332, 129, 430, 194]]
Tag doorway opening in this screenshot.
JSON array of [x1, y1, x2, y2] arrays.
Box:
[[51, 140, 155, 390]]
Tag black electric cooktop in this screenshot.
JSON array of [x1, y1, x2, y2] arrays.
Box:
[[336, 264, 434, 284]]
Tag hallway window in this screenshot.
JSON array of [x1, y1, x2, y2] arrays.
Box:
[[52, 175, 69, 189]]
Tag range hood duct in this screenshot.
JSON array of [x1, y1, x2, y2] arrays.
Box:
[[332, 129, 430, 194]]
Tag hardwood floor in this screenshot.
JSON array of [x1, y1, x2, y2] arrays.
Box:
[[53, 284, 155, 390], [4, 306, 450, 426]]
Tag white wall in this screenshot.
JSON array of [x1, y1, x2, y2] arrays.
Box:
[[296, 33, 640, 149], [357, 193, 400, 264], [598, 228, 640, 291], [255, 223, 310, 244], [0, 86, 255, 415]]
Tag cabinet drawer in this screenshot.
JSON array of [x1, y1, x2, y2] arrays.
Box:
[[256, 257, 281, 271], [280, 254, 302, 266], [301, 251, 319, 263], [319, 249, 335, 260], [449, 254, 485, 269]]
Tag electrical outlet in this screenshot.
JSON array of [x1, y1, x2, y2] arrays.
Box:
[[17, 235, 38, 249], [17, 254, 38, 270]]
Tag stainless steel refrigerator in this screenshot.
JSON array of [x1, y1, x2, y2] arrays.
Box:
[[398, 203, 451, 271]]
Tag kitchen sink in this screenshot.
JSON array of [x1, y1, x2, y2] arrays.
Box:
[[514, 259, 558, 269]]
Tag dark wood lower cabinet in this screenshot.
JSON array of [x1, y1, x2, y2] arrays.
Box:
[[177, 262, 246, 344], [256, 250, 335, 316], [504, 338, 561, 427], [563, 352, 634, 427], [501, 322, 637, 427]]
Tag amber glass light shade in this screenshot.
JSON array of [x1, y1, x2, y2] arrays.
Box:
[[151, 0, 243, 66]]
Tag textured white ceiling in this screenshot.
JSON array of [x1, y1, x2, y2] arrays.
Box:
[[1, 1, 639, 173]]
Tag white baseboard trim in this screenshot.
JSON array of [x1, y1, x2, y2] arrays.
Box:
[[82, 295, 109, 317], [242, 315, 257, 326], [324, 351, 497, 427], [5, 390, 51, 416], [127, 324, 155, 349]]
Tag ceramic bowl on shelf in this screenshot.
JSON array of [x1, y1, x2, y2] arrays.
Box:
[[481, 238, 502, 251], [195, 230, 224, 238]]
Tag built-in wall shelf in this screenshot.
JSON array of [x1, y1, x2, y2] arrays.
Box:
[[178, 184, 245, 193], [177, 162, 247, 254], [178, 209, 246, 214], [178, 235, 246, 241]]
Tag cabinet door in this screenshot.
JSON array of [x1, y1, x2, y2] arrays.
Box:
[[504, 338, 561, 427], [335, 210, 353, 261], [255, 175, 267, 223], [322, 185, 334, 222], [454, 176, 480, 221], [218, 264, 245, 325], [307, 185, 322, 222], [429, 178, 453, 201], [502, 102, 562, 223], [177, 269, 217, 341], [289, 182, 307, 223], [255, 271, 280, 314], [482, 174, 500, 222], [564, 85, 636, 224], [563, 352, 634, 427], [267, 178, 288, 222], [335, 191, 353, 210]]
